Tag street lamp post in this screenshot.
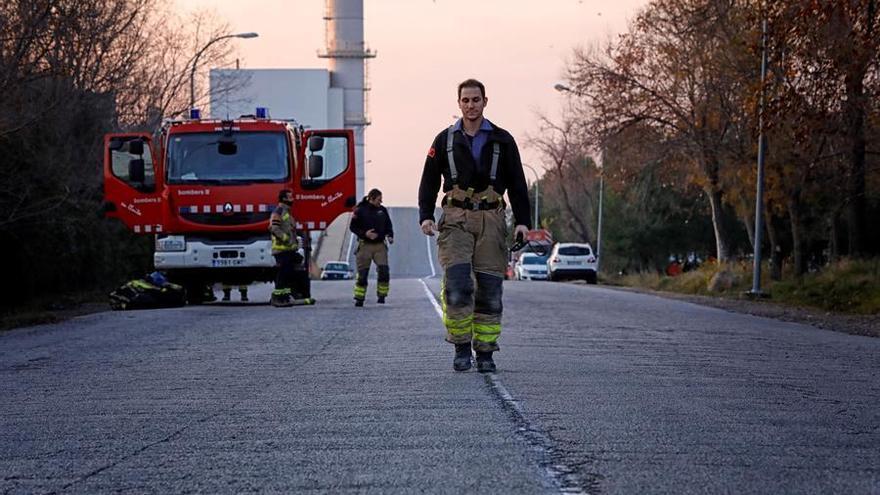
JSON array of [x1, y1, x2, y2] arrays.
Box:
[[554, 82, 604, 271], [189, 32, 259, 110], [522, 163, 540, 229], [750, 18, 768, 296], [595, 155, 604, 273], [553, 83, 570, 93]]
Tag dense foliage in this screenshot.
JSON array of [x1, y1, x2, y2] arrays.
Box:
[[0, 0, 237, 308], [531, 0, 879, 276]]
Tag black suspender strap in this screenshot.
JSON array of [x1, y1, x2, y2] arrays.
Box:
[[448, 125, 501, 185]]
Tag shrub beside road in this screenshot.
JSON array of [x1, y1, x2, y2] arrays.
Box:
[[609, 258, 880, 338]]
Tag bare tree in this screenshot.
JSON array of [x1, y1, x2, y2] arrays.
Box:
[[771, 0, 879, 256], [564, 0, 757, 262], [527, 113, 597, 243], [0, 0, 247, 305], [534, 0, 878, 274]]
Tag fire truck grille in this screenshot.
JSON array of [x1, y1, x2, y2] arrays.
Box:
[[180, 211, 272, 226]]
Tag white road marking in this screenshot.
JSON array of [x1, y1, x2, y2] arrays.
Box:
[[345, 232, 355, 262], [419, 277, 590, 495], [420, 278, 442, 317]]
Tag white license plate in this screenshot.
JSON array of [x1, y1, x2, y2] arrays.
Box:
[[212, 259, 244, 267], [566, 260, 582, 265]]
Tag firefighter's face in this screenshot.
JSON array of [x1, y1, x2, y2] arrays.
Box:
[[281, 192, 293, 204], [369, 194, 382, 207], [458, 87, 487, 123]]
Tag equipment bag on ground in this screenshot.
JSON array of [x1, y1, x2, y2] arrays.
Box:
[[109, 272, 186, 310]]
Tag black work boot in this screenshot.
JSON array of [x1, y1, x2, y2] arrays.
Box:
[[475, 351, 496, 373], [354, 298, 364, 307], [377, 295, 386, 304], [453, 343, 473, 372]]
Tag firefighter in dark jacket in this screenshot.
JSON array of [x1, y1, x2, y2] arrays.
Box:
[[269, 189, 314, 307], [418, 78, 531, 373], [350, 188, 394, 306]]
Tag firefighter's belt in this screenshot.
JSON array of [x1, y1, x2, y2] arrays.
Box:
[[445, 197, 504, 211]]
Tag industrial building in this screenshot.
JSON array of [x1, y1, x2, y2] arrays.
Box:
[[208, 0, 373, 199]]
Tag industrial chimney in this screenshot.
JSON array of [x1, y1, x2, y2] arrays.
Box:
[[319, 0, 375, 200]]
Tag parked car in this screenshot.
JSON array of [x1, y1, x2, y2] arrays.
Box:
[[515, 252, 549, 280], [320, 261, 353, 280], [547, 243, 597, 284]]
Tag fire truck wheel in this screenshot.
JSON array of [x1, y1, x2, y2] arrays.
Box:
[[184, 284, 213, 305]]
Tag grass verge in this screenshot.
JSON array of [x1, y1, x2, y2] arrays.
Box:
[[610, 258, 880, 315], [0, 290, 109, 332]]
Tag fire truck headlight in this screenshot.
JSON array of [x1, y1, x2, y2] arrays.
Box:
[[156, 235, 186, 252]]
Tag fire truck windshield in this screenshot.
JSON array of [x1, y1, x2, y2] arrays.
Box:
[[166, 131, 288, 183]]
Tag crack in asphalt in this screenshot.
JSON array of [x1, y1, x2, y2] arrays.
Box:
[[44, 320, 351, 494], [420, 278, 600, 494], [484, 373, 601, 494], [46, 409, 226, 495]]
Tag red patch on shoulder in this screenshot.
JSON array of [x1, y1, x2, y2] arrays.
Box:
[[427, 146, 435, 158]]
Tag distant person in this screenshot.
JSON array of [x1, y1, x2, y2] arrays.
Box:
[[269, 189, 314, 307], [665, 257, 682, 277], [350, 188, 394, 306], [683, 252, 700, 272], [418, 78, 531, 373]]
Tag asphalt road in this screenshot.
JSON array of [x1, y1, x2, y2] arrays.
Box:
[[2, 277, 878, 494], [385, 207, 440, 278]]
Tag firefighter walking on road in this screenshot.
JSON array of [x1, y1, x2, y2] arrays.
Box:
[[270, 189, 314, 307], [350, 188, 394, 307], [418, 78, 531, 373]]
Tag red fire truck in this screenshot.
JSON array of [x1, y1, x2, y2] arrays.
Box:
[[103, 108, 356, 302]]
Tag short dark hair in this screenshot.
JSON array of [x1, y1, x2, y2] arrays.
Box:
[[278, 189, 292, 202], [457, 78, 485, 99]]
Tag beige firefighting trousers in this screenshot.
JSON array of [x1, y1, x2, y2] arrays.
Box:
[[437, 186, 507, 352], [353, 241, 389, 301]]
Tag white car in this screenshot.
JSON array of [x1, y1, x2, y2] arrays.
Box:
[[320, 261, 353, 280], [514, 253, 549, 280], [547, 243, 598, 284]]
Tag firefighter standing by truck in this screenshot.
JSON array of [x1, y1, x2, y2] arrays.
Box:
[[270, 189, 314, 307], [350, 188, 394, 306], [221, 284, 248, 302], [418, 78, 531, 373]]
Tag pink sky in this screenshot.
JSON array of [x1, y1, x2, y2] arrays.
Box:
[[174, 0, 649, 206]]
